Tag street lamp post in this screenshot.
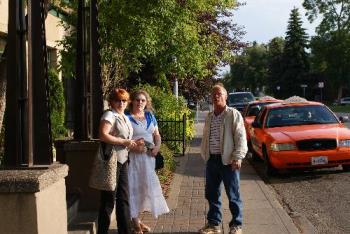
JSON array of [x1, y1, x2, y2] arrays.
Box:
[[318, 82, 324, 102], [300, 84, 308, 98], [173, 77, 178, 100], [172, 56, 178, 100]]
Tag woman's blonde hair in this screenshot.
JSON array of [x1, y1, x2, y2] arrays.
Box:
[[129, 90, 154, 113]]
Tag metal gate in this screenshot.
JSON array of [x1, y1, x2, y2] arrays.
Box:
[[157, 114, 186, 156]]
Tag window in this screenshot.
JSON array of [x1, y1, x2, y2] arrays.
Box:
[[0, 37, 6, 58], [47, 48, 58, 69]]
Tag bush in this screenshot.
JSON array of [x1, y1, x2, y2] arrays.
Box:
[[156, 144, 176, 197], [48, 69, 67, 139], [0, 123, 3, 166]]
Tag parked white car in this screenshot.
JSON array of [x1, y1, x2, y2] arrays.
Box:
[[340, 97, 350, 105]]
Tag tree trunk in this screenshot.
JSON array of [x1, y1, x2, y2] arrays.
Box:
[[337, 85, 344, 101]]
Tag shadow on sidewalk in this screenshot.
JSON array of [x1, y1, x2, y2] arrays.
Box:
[[190, 137, 201, 147], [109, 230, 198, 234]]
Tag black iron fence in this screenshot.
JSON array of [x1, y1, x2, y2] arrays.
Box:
[[158, 114, 186, 156]]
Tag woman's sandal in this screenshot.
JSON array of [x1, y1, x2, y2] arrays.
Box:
[[139, 222, 151, 232], [132, 227, 143, 234]]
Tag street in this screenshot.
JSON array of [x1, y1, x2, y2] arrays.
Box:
[[197, 110, 350, 234], [248, 114, 350, 234], [249, 158, 350, 234]]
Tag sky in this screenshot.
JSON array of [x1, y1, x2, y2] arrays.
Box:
[[217, 0, 320, 75], [233, 0, 320, 44]]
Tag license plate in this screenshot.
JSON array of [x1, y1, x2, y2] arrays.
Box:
[[311, 156, 328, 165]]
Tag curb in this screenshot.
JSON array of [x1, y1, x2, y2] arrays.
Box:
[[289, 212, 317, 234], [255, 178, 300, 234]]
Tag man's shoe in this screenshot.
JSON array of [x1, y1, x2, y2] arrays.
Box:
[[229, 225, 242, 234], [198, 223, 221, 234]]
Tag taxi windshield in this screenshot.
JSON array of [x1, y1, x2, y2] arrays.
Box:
[[246, 102, 278, 116], [265, 105, 338, 128]]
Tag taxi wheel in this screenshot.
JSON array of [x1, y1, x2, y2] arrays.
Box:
[[263, 147, 278, 177], [252, 149, 261, 161], [343, 164, 350, 172], [249, 142, 261, 161]]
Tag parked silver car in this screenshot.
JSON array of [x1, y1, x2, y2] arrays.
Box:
[[340, 97, 350, 105], [228, 92, 255, 112]]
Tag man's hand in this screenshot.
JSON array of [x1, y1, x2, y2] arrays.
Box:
[[231, 159, 242, 170]]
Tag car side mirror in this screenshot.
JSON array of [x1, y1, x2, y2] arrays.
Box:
[[339, 116, 349, 123], [252, 121, 261, 128]]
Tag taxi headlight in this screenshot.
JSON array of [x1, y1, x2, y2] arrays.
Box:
[[270, 143, 296, 151], [339, 140, 350, 147]]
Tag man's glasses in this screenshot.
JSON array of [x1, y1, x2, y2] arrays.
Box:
[[135, 98, 146, 102]]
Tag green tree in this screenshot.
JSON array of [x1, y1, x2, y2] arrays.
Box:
[[266, 37, 284, 97], [225, 42, 268, 94], [59, 0, 244, 99], [48, 69, 67, 139], [280, 8, 310, 98], [303, 0, 350, 100]]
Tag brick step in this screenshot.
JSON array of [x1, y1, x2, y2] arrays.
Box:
[[67, 192, 98, 234], [68, 211, 98, 234], [67, 192, 80, 224]]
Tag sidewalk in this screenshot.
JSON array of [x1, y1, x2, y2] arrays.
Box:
[[109, 121, 300, 234]]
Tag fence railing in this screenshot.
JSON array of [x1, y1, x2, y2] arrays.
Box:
[[157, 114, 186, 156]]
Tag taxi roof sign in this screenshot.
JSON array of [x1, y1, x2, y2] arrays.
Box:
[[258, 95, 277, 101], [284, 96, 308, 103]]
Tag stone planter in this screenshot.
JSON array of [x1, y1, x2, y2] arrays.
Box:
[[0, 163, 69, 234], [61, 140, 100, 211]]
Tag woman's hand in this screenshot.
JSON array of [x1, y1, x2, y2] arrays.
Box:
[[130, 138, 146, 153], [150, 146, 160, 157], [125, 139, 137, 149]]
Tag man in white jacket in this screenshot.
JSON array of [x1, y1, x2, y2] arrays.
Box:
[[199, 84, 248, 234]]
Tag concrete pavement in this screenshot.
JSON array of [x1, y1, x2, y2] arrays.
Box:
[[109, 116, 300, 234]]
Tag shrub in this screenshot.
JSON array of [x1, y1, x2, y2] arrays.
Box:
[[156, 144, 176, 197], [48, 69, 67, 139], [0, 123, 3, 166]]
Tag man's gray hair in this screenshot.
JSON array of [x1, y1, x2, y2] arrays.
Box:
[[212, 83, 228, 96]]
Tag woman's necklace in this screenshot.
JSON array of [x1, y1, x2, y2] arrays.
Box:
[[133, 112, 145, 121]]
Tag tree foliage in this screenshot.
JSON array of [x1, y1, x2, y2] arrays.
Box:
[[48, 69, 67, 139], [304, 0, 350, 99], [224, 42, 268, 94], [280, 8, 310, 97], [303, 0, 350, 35], [58, 0, 244, 100], [266, 37, 284, 97]]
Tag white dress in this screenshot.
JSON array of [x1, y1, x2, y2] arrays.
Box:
[[128, 113, 170, 218]]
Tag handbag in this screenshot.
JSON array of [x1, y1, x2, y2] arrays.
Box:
[[144, 140, 164, 170], [89, 142, 118, 191], [155, 152, 164, 170]]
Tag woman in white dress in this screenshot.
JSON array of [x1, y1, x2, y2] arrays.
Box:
[[127, 90, 169, 234]]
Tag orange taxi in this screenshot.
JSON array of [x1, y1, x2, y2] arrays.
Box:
[[242, 96, 282, 143], [249, 96, 350, 176]]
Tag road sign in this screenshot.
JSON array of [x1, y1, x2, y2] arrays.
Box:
[[318, 82, 324, 88], [300, 84, 308, 88]]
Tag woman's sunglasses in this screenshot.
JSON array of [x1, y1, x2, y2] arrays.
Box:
[[135, 98, 146, 102], [114, 99, 127, 103]]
